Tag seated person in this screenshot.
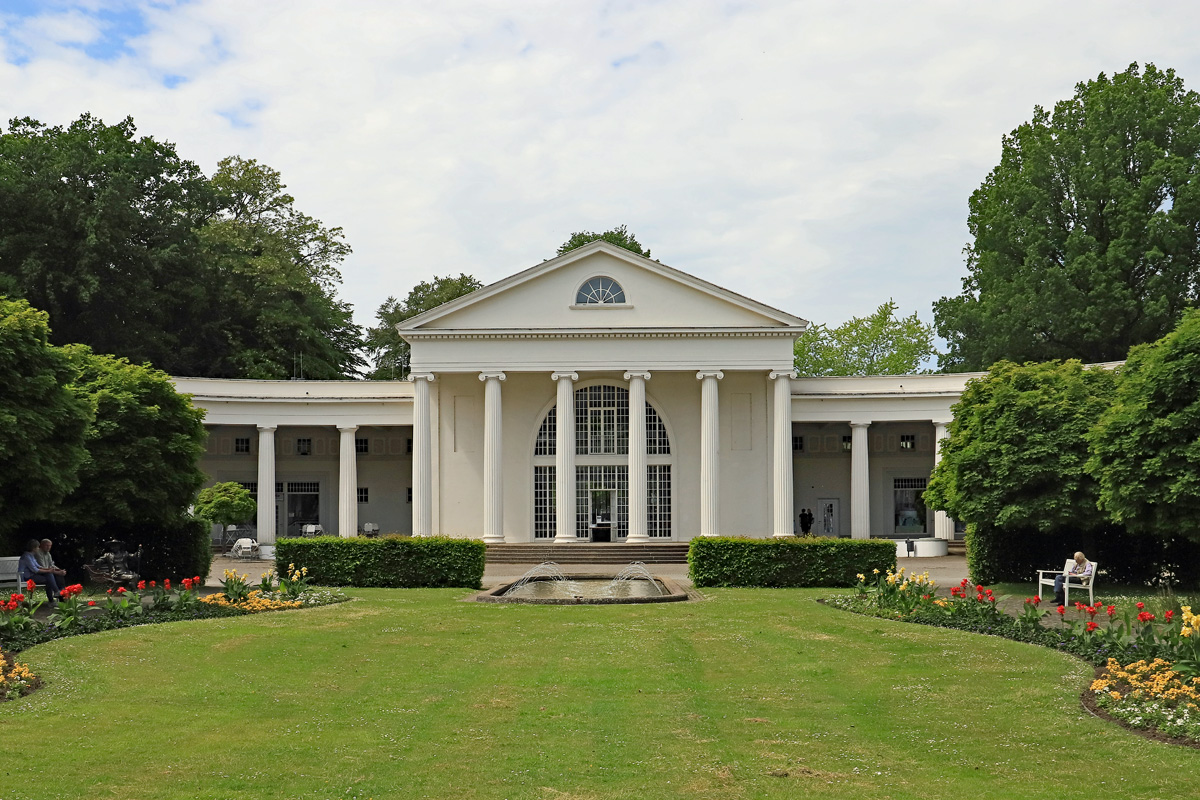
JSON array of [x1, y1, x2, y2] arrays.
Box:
[[36, 538, 67, 581], [18, 538, 63, 603], [1053, 551, 1093, 605]]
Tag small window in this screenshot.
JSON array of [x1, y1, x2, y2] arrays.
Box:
[[575, 276, 626, 304], [900, 434, 916, 451], [406, 487, 413, 503], [238, 481, 257, 500], [234, 437, 251, 454], [842, 435, 853, 452], [792, 435, 804, 453], [355, 437, 369, 454], [357, 487, 369, 504], [297, 438, 312, 456], [406, 438, 413, 454]]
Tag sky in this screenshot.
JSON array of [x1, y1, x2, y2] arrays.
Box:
[[2, 0, 1200, 341]]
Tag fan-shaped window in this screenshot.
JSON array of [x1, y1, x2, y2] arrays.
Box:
[[576, 276, 626, 304]]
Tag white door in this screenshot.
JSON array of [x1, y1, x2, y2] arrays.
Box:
[[817, 498, 840, 537]]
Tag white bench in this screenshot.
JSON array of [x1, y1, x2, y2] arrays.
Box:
[[1037, 559, 1099, 606], [0, 556, 20, 591]]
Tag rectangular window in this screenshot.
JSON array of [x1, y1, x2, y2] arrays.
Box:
[[533, 466, 555, 539], [234, 437, 251, 454], [357, 487, 369, 504], [894, 477, 928, 534], [296, 438, 312, 456], [406, 438, 413, 454], [900, 434, 916, 451], [355, 438, 369, 454], [238, 481, 257, 500], [287, 481, 320, 494], [792, 435, 804, 452], [842, 435, 853, 452], [647, 465, 672, 538], [406, 487, 412, 503]]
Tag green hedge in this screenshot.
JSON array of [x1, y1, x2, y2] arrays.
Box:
[[688, 536, 897, 588], [966, 522, 1200, 588], [274, 535, 486, 588]]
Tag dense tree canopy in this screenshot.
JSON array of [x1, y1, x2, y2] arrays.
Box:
[[925, 359, 1115, 533], [0, 297, 91, 535], [364, 274, 482, 379], [1088, 309, 1200, 540], [0, 115, 364, 378], [793, 300, 937, 376], [935, 63, 1200, 371], [557, 225, 651, 258]]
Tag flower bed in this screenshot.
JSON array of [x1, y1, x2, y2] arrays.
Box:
[[0, 647, 38, 701], [831, 570, 1200, 745]]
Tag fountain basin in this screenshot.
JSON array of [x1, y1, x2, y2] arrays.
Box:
[[476, 573, 690, 605]]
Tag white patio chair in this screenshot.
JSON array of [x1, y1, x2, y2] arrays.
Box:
[[0, 556, 20, 590], [1037, 559, 1099, 606], [230, 538, 259, 560], [300, 524, 324, 537], [362, 523, 379, 537]]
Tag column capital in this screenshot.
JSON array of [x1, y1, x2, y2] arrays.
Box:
[[257, 425, 277, 433], [849, 420, 872, 429], [696, 370, 725, 380], [551, 371, 579, 382], [410, 372, 436, 382], [337, 425, 359, 433], [623, 371, 651, 382], [769, 370, 797, 380], [933, 418, 953, 428], [479, 371, 507, 382]]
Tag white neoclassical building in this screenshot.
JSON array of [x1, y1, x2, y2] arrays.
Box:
[[180, 241, 973, 548]]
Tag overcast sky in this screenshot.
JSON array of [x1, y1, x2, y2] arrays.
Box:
[[3, 1, 1200, 340]]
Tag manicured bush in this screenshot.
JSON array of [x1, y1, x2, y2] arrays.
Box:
[[137, 517, 213, 583], [688, 536, 896, 588], [274, 535, 486, 589]]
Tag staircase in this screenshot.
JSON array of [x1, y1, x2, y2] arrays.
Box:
[[947, 539, 967, 557], [486, 542, 691, 565]]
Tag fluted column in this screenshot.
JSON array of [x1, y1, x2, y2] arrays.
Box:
[[625, 371, 651, 543], [412, 373, 435, 537], [256, 426, 277, 545], [481, 372, 506, 543], [850, 421, 871, 539], [771, 371, 796, 537], [338, 426, 358, 537], [697, 371, 724, 536], [933, 421, 954, 540], [552, 372, 579, 542]]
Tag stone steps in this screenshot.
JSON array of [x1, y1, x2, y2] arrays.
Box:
[[486, 543, 691, 564], [947, 540, 966, 556]]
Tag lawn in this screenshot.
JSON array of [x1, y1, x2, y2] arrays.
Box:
[[3, 588, 1197, 800]]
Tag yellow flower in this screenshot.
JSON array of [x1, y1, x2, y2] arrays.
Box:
[[872, 568, 880, 575], [856, 573, 865, 581]]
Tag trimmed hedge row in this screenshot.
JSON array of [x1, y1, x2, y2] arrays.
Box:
[[274, 535, 486, 588], [688, 536, 896, 588]]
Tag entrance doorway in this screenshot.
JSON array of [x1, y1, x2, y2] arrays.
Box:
[[285, 481, 320, 536], [817, 498, 841, 537], [589, 489, 614, 542]]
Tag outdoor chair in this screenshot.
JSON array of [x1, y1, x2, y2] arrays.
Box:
[[230, 538, 259, 560], [0, 556, 20, 591], [1037, 559, 1099, 607], [361, 523, 379, 537], [300, 524, 324, 537]]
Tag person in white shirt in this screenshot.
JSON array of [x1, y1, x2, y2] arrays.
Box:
[[1053, 551, 1093, 605]]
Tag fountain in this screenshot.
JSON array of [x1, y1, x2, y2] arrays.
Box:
[[477, 562, 688, 605]]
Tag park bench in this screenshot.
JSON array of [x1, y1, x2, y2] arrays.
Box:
[[1037, 559, 1099, 607], [0, 556, 20, 591]]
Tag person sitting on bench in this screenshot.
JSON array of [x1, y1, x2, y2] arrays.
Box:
[[1053, 551, 1093, 606], [18, 539, 63, 604]]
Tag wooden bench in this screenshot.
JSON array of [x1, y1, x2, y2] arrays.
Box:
[[1037, 559, 1099, 606]]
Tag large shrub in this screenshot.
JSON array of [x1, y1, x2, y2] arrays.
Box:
[[688, 537, 896, 588], [274, 536, 485, 589]]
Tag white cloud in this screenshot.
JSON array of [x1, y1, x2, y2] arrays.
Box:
[[3, 0, 1200, 340]]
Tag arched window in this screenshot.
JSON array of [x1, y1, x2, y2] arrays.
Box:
[[532, 384, 672, 540], [575, 276, 626, 304]]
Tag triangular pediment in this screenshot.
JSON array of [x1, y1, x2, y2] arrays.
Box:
[[399, 241, 807, 333]]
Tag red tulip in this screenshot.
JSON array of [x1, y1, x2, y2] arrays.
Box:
[[1166, 610, 1175, 621], [87, 600, 96, 606], [1057, 605, 1066, 616], [1136, 602, 1145, 610], [1086, 621, 1098, 632], [1107, 605, 1115, 617]]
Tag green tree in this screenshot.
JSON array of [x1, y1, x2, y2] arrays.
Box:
[[1088, 309, 1200, 540], [194, 482, 257, 529], [793, 300, 937, 376], [0, 114, 222, 374], [935, 63, 1200, 371], [364, 274, 482, 379], [557, 224, 651, 258], [200, 156, 364, 379], [0, 297, 91, 535], [47, 345, 208, 529]]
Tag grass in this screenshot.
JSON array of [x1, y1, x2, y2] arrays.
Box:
[[3, 588, 1199, 800]]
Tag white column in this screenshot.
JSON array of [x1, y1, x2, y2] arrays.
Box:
[[412, 373, 435, 537], [338, 426, 358, 537], [552, 372, 579, 543], [697, 371, 724, 536], [933, 421, 954, 540], [850, 421, 871, 539], [256, 426, 277, 545], [771, 371, 796, 538], [625, 371, 651, 543], [481, 372, 506, 543]]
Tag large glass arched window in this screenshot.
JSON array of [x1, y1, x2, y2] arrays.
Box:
[[575, 276, 626, 304], [532, 384, 672, 540]]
